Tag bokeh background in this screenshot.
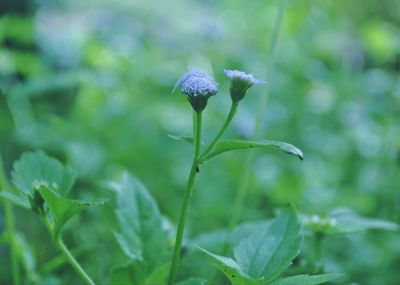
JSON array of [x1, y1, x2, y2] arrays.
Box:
[[1, 0, 399, 284]]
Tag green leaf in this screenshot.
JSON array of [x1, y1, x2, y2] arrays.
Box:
[[197, 247, 261, 285], [14, 233, 40, 284], [167, 134, 204, 145], [200, 140, 303, 162], [176, 277, 208, 285], [192, 219, 272, 253], [234, 207, 302, 283], [0, 191, 30, 209], [0, 232, 7, 245], [327, 208, 399, 234], [39, 186, 106, 237], [40, 243, 96, 274], [303, 208, 399, 235], [144, 262, 171, 285], [108, 263, 136, 285], [12, 151, 76, 197], [268, 273, 344, 285], [114, 172, 170, 276]]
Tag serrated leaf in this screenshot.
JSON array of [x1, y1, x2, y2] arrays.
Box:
[[114, 172, 170, 276], [197, 247, 260, 285], [234, 207, 302, 283], [268, 273, 344, 285], [39, 186, 106, 238], [200, 140, 303, 162], [12, 151, 76, 197], [176, 277, 208, 285]]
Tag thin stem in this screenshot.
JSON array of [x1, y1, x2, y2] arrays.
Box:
[[313, 233, 323, 266], [211, 2, 288, 283], [0, 154, 21, 285], [168, 111, 202, 285], [56, 238, 95, 285], [43, 216, 95, 285], [201, 102, 238, 158], [228, 0, 288, 233], [4, 202, 20, 285], [228, 153, 253, 230]]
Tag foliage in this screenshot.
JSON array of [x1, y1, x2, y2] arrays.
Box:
[[1, 0, 399, 284]]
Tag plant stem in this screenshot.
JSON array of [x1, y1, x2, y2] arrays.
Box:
[[210, 2, 288, 283], [201, 102, 238, 158], [4, 201, 20, 285], [228, 0, 288, 233], [168, 111, 202, 285], [56, 238, 96, 285], [313, 233, 324, 268], [43, 216, 95, 285], [0, 154, 21, 285]]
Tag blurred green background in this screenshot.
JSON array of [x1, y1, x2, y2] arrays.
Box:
[[1, 0, 399, 284]]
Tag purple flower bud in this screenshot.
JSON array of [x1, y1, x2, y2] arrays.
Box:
[[173, 70, 218, 112], [224, 69, 264, 103]]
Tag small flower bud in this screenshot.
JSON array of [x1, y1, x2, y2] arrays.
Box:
[[224, 69, 264, 103], [29, 179, 49, 214], [29, 188, 45, 214], [173, 70, 218, 112]]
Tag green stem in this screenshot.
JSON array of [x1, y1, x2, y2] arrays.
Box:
[[43, 217, 95, 285], [211, 2, 288, 283], [168, 111, 202, 285], [56, 238, 95, 285], [4, 202, 20, 285], [228, 0, 288, 233], [201, 102, 238, 158], [0, 155, 21, 285], [313, 233, 323, 268]]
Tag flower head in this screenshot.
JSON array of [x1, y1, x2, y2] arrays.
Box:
[[173, 70, 218, 112], [224, 69, 264, 103]]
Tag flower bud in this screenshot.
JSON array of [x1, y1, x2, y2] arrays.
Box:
[[224, 69, 264, 103], [29, 187, 45, 214], [173, 70, 218, 112]]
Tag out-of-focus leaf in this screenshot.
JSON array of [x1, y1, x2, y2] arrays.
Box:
[[0, 232, 7, 245], [40, 244, 97, 274], [10, 72, 80, 98], [328, 208, 399, 234], [12, 151, 76, 197], [176, 277, 208, 285], [114, 172, 170, 276], [0, 191, 30, 209], [192, 219, 272, 253], [197, 247, 260, 285], [39, 186, 106, 238], [167, 134, 204, 145], [144, 262, 170, 285], [268, 273, 344, 285], [167, 134, 194, 144], [108, 264, 135, 285], [234, 207, 301, 283], [303, 208, 399, 235], [200, 140, 303, 162], [15, 233, 40, 284]]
